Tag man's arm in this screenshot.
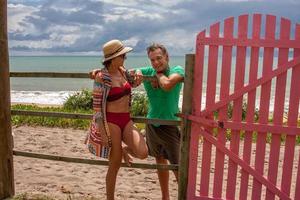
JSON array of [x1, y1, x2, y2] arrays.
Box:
[[156, 73, 183, 91]]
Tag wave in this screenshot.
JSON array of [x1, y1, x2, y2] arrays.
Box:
[[11, 90, 77, 105]]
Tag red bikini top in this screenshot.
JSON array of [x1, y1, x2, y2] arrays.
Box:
[[107, 82, 131, 102]]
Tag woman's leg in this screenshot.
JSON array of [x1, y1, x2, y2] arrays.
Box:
[[106, 123, 122, 200], [122, 120, 148, 160]]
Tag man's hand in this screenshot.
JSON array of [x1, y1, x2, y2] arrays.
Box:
[[151, 78, 160, 89]]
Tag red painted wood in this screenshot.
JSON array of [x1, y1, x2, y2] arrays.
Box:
[[240, 14, 262, 200], [187, 124, 201, 199], [199, 22, 220, 196], [293, 22, 300, 200], [221, 121, 299, 135], [281, 22, 300, 198], [187, 30, 206, 199], [194, 31, 206, 115], [252, 14, 276, 200], [212, 17, 234, 198], [198, 37, 300, 48], [265, 18, 291, 200], [187, 115, 300, 136], [226, 14, 248, 199], [197, 125, 290, 200]]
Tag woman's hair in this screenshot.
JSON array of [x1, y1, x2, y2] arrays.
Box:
[[103, 59, 112, 68], [146, 43, 168, 56]]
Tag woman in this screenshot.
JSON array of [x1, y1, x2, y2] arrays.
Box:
[[86, 39, 148, 200]]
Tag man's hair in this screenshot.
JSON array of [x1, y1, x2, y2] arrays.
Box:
[[146, 43, 168, 56]]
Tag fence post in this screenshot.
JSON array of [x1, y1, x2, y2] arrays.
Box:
[[178, 54, 194, 200], [0, 0, 15, 198]]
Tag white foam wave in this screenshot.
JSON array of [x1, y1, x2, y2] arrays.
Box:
[[11, 90, 77, 105]]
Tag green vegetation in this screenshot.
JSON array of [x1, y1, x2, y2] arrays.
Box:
[[11, 90, 149, 130], [130, 91, 148, 117], [11, 104, 92, 129], [63, 89, 92, 111]]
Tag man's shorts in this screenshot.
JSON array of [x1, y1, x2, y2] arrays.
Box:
[[146, 124, 180, 165]]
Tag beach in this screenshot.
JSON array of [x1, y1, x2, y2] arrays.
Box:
[[12, 125, 178, 200]]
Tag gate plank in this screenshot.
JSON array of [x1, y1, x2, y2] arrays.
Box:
[[252, 15, 276, 200], [212, 17, 234, 198], [199, 22, 220, 196], [226, 14, 248, 199], [266, 18, 290, 200], [194, 31, 205, 115], [239, 13, 262, 200], [281, 22, 300, 198], [293, 23, 300, 200], [187, 31, 206, 199]]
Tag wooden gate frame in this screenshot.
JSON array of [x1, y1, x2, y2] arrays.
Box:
[[180, 14, 300, 200]]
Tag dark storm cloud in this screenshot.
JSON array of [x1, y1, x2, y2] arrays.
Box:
[[29, 0, 105, 26]]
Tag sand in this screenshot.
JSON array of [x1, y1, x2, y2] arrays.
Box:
[[10, 125, 300, 199], [12, 125, 178, 200]]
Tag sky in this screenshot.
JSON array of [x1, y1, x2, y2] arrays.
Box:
[[7, 0, 300, 56]]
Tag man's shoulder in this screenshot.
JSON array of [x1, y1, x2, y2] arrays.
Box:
[[170, 65, 184, 76], [170, 65, 183, 70]]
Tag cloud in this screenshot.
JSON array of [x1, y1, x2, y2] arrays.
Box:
[[7, 0, 300, 55]]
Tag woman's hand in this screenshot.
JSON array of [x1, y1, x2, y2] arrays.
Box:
[[89, 69, 101, 79], [134, 70, 143, 86]]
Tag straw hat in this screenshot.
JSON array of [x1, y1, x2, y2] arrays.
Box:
[[102, 39, 132, 63]]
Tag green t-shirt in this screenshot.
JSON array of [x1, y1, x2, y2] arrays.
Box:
[[139, 65, 184, 122]]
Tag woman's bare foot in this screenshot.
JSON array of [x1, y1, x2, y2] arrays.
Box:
[[122, 146, 133, 166]]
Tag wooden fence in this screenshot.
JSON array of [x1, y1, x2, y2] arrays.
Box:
[[3, 55, 194, 199]]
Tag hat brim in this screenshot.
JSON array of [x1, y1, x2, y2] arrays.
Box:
[[102, 47, 133, 63]]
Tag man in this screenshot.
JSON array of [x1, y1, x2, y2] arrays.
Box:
[[135, 43, 184, 200]]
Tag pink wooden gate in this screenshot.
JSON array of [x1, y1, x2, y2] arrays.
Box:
[[185, 14, 300, 199]]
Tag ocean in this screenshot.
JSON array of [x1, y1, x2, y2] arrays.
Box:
[[10, 56, 292, 113], [9, 56, 185, 105]]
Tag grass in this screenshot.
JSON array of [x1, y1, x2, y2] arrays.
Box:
[[11, 104, 92, 130]]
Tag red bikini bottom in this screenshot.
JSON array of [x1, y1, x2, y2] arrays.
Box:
[[106, 112, 131, 132]]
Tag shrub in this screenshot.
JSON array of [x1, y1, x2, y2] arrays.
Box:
[[62, 89, 149, 117], [63, 89, 92, 110], [131, 91, 148, 117]]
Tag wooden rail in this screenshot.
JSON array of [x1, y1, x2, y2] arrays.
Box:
[[10, 110, 180, 126], [9, 72, 164, 82], [13, 150, 178, 170]]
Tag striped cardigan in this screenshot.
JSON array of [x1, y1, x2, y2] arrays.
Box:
[[86, 68, 134, 157]]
